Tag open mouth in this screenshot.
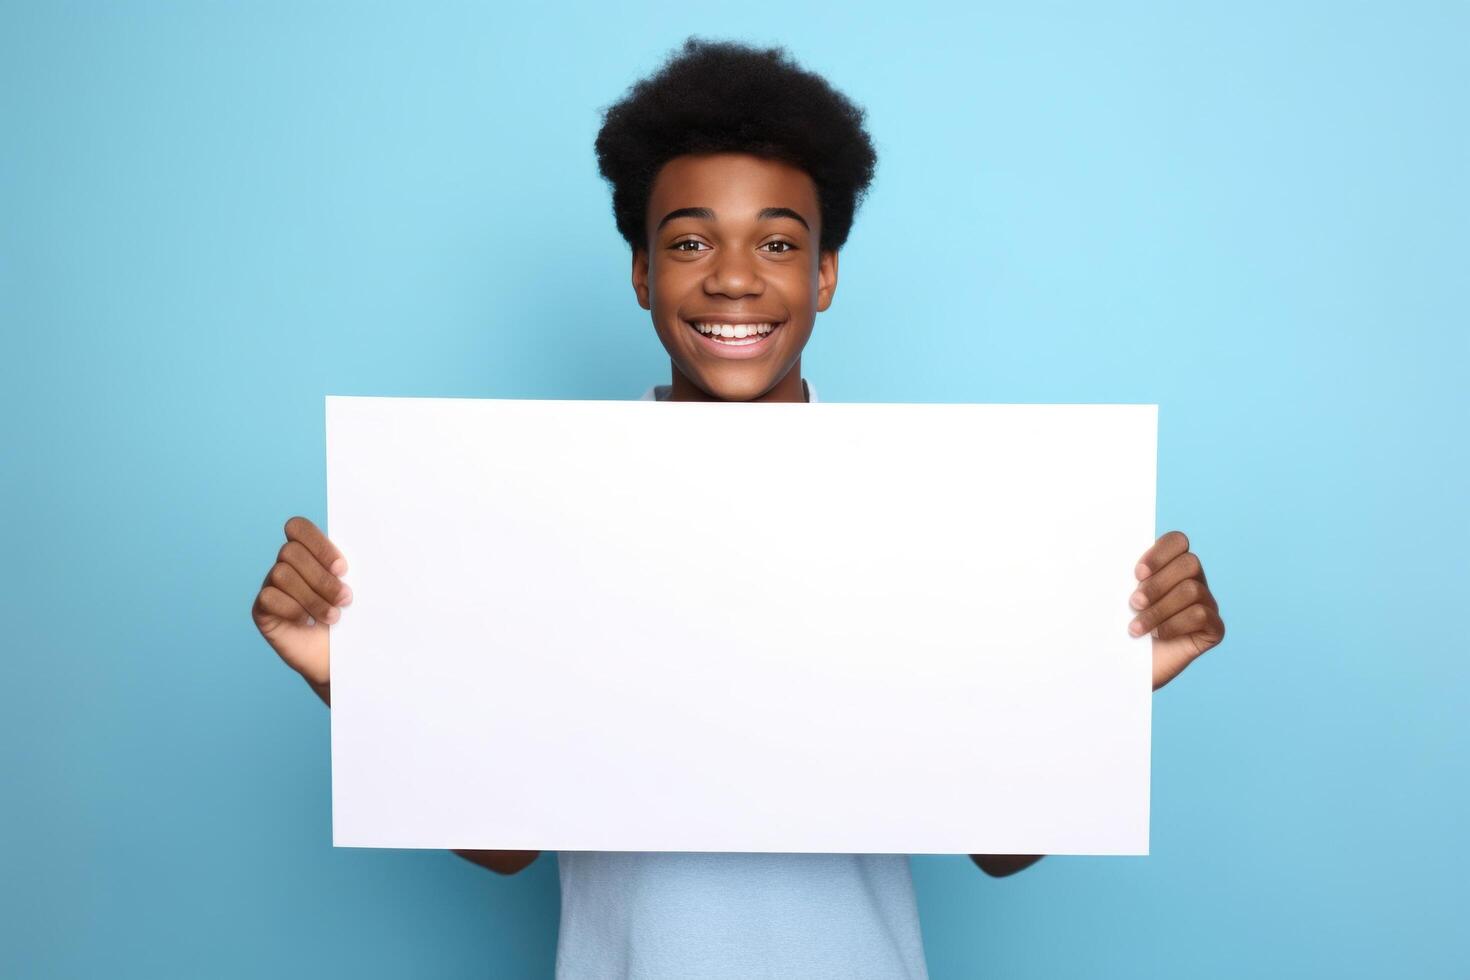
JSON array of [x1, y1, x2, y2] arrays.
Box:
[[684, 319, 784, 354]]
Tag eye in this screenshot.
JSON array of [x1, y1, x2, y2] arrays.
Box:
[[671, 239, 707, 252], [762, 240, 797, 253]]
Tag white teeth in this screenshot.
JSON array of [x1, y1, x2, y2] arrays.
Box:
[[691, 321, 778, 339]]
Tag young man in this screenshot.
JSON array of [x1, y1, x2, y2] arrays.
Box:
[[251, 37, 1226, 978]]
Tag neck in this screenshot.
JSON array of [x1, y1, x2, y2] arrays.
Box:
[[667, 360, 807, 403]]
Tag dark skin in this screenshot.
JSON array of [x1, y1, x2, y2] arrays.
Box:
[[974, 531, 1226, 876], [249, 152, 1225, 880], [633, 152, 835, 404]]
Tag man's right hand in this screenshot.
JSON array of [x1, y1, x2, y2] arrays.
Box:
[[251, 515, 540, 873], [251, 516, 351, 702]]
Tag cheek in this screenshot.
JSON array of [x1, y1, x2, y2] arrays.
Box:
[[647, 261, 690, 311], [777, 260, 819, 298]]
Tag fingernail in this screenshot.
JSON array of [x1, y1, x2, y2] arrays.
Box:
[[325, 607, 341, 624], [339, 585, 353, 606], [306, 616, 316, 627], [1151, 627, 1159, 638], [330, 558, 348, 576], [1130, 591, 1147, 609], [1128, 620, 1144, 636], [1134, 563, 1150, 580]]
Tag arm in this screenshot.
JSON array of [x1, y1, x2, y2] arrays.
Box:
[[254, 516, 542, 877], [454, 849, 542, 875], [312, 683, 541, 876], [967, 533, 1225, 878], [969, 854, 1044, 877]]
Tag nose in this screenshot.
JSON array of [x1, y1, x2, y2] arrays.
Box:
[[703, 246, 765, 299]]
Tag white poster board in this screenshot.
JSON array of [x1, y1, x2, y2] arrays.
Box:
[[326, 396, 1156, 854]]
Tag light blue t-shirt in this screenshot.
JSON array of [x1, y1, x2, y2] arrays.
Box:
[[551, 378, 929, 979]]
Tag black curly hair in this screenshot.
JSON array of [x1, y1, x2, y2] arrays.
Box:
[[594, 37, 878, 255]]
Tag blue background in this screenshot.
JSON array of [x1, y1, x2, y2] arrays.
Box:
[[3, 2, 1465, 977]]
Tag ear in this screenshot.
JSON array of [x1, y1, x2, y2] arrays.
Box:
[[815, 249, 839, 313], [631, 246, 651, 310]]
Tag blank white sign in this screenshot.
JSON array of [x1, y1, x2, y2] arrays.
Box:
[[325, 395, 1156, 855]]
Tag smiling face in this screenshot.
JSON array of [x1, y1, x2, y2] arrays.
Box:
[[632, 152, 838, 402]]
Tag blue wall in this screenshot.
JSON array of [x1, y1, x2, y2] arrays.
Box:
[[3, 2, 1465, 976]]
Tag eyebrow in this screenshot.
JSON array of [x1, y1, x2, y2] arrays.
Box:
[[655, 206, 810, 231]]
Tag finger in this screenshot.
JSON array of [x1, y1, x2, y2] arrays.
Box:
[[284, 515, 349, 577], [266, 560, 341, 624], [1153, 601, 1223, 642], [277, 538, 352, 608], [1129, 550, 1215, 611], [253, 584, 315, 628], [1135, 530, 1189, 581], [1129, 577, 1207, 636]]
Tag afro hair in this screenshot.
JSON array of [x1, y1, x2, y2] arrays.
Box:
[[594, 37, 878, 255]]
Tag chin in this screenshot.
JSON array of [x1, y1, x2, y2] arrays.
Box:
[[686, 367, 782, 402]]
